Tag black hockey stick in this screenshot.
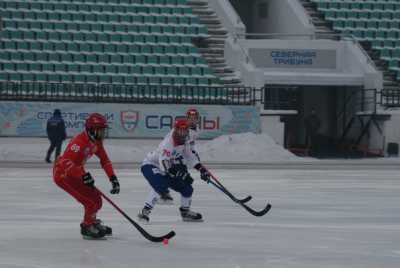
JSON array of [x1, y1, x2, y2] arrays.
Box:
[[237, 195, 252, 204], [98, 189, 176, 242], [213, 184, 252, 204], [203, 168, 252, 204], [203, 167, 271, 216], [208, 179, 271, 217]]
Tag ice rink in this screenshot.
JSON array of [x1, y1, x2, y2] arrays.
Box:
[[1, 162, 400, 268]]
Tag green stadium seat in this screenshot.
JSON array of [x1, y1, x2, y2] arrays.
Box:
[[2, 62, 15, 71], [36, 73, 48, 82], [61, 74, 73, 83], [16, 63, 28, 71], [198, 78, 209, 86], [147, 55, 158, 65], [99, 75, 111, 84], [30, 63, 42, 72], [0, 0, 217, 87], [154, 66, 166, 75], [135, 55, 146, 65], [0, 72, 8, 81], [183, 57, 194, 65], [137, 77, 147, 84], [110, 55, 122, 64], [174, 77, 184, 85], [111, 75, 124, 84], [11, 51, 24, 61], [125, 76, 135, 84], [131, 66, 141, 74], [166, 66, 178, 76], [48, 74, 61, 82], [35, 52, 46, 62], [178, 67, 189, 76], [54, 64, 67, 72], [161, 77, 172, 85], [74, 74, 86, 83], [171, 56, 182, 65], [142, 66, 153, 75], [61, 53, 73, 63], [159, 56, 169, 65], [149, 76, 161, 85], [185, 77, 196, 85], [9, 73, 22, 81]]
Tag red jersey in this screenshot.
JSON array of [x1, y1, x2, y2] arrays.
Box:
[[55, 131, 115, 180]]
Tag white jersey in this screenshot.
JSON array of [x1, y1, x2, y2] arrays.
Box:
[[142, 130, 200, 173]]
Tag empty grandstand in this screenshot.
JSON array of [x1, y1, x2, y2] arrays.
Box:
[[0, 0, 220, 86]]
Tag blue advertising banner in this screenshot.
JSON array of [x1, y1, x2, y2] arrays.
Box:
[[0, 101, 261, 139]]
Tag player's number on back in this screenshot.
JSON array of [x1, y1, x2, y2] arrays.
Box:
[[71, 144, 80, 153]]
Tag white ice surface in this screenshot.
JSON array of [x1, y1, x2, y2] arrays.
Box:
[[1, 165, 400, 268], [1, 134, 400, 267]]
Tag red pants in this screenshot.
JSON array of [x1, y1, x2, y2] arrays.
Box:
[[53, 165, 102, 225]]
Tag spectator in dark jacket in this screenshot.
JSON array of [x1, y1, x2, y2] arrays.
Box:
[[304, 108, 321, 154], [46, 109, 67, 163]]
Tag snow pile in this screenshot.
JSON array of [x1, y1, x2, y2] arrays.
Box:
[[198, 132, 300, 163], [0, 132, 307, 163]]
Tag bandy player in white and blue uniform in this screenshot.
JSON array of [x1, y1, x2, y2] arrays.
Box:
[[138, 118, 211, 222], [187, 107, 201, 162], [158, 108, 202, 204]]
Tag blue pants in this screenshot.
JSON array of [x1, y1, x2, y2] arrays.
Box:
[[141, 164, 193, 198]]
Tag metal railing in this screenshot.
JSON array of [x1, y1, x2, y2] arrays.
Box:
[[379, 88, 400, 108], [260, 86, 299, 110], [0, 81, 257, 105], [236, 32, 351, 40]]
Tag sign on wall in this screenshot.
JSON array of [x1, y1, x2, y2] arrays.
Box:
[[0, 101, 261, 139], [249, 48, 337, 69]]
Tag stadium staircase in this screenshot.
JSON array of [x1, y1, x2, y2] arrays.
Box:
[[299, 0, 336, 35], [186, 0, 242, 86], [0, 0, 223, 87]]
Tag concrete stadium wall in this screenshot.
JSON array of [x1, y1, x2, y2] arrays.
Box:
[[251, 0, 314, 36], [207, 0, 245, 36], [241, 39, 382, 89], [260, 113, 287, 146], [213, 0, 382, 90]]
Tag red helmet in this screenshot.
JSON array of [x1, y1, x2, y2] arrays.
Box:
[[173, 119, 189, 145], [186, 108, 199, 129], [85, 113, 108, 129], [85, 113, 108, 141]]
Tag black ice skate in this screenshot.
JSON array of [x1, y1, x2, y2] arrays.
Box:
[[157, 192, 174, 205], [80, 223, 106, 240], [180, 207, 203, 222], [94, 219, 112, 236], [137, 206, 152, 223]]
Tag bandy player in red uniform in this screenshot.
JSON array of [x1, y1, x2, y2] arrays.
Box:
[[53, 113, 120, 239]]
